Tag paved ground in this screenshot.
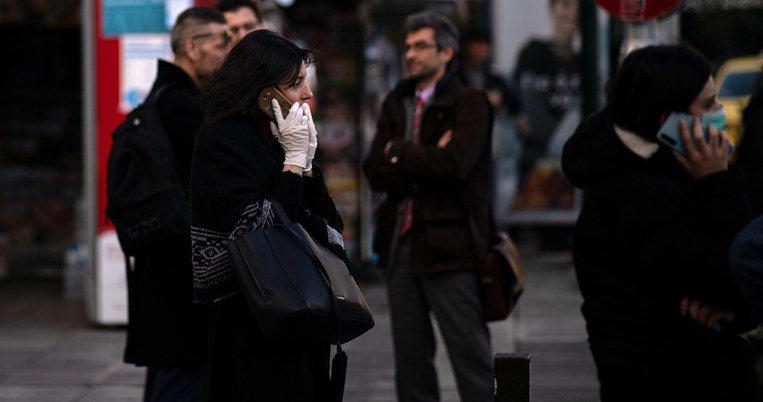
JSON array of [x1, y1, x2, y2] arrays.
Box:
[[0, 253, 598, 401]]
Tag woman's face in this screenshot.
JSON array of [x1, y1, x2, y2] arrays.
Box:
[[688, 75, 722, 116], [277, 61, 313, 105]]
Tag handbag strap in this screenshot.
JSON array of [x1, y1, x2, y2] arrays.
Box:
[[269, 198, 293, 225], [463, 190, 497, 264]]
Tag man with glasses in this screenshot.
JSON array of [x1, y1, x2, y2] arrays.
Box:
[[216, 0, 264, 44], [121, 7, 228, 402], [362, 11, 494, 402]]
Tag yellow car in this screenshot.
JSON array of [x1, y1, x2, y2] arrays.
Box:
[[715, 56, 762, 162]]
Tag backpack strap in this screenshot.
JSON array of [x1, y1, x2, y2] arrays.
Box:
[[142, 83, 179, 109]]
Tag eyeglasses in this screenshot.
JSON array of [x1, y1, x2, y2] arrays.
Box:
[[191, 30, 232, 44], [404, 41, 438, 53], [229, 21, 260, 35]]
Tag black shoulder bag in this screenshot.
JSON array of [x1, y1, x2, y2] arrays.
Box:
[[226, 199, 374, 401]]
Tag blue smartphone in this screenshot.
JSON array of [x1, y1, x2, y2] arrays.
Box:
[[656, 112, 734, 156]]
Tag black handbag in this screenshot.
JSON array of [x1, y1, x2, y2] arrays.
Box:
[[226, 200, 374, 402], [226, 200, 375, 344]]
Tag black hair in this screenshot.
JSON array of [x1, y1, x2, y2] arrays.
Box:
[[170, 7, 226, 55], [605, 45, 712, 140], [464, 30, 491, 44], [405, 11, 460, 54], [216, 0, 262, 20], [202, 29, 315, 127]]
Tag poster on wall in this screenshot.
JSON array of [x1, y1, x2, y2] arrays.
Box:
[[495, 30, 583, 226], [120, 34, 172, 112], [103, 0, 168, 36]]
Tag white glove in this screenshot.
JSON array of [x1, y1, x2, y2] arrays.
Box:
[[270, 99, 309, 168], [303, 103, 318, 172]]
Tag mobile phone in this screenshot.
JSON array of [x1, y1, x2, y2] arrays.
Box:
[[656, 112, 734, 156], [257, 86, 291, 123]]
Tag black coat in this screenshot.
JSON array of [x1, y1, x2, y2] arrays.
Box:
[[190, 110, 343, 401], [123, 60, 209, 367], [562, 111, 758, 400], [362, 74, 492, 273], [190, 113, 344, 303]]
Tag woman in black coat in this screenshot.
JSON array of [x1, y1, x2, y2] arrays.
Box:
[[562, 45, 760, 401], [190, 30, 344, 401]]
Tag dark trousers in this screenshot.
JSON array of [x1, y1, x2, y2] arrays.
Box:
[[386, 236, 494, 402], [144, 365, 206, 402], [592, 332, 760, 402]]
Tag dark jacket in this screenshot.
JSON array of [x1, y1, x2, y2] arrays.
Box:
[[190, 113, 344, 303], [362, 74, 492, 273], [190, 111, 343, 400], [123, 60, 209, 367], [562, 111, 758, 400]]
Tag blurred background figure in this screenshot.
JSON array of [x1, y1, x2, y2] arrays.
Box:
[[458, 30, 525, 217], [513, 0, 581, 188], [216, 0, 265, 44], [458, 30, 520, 119]]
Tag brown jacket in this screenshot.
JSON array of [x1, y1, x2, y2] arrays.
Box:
[[362, 74, 492, 273]]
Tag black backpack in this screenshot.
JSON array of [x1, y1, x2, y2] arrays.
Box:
[[105, 86, 190, 256]]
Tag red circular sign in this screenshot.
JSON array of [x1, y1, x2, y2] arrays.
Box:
[[596, 0, 683, 22]]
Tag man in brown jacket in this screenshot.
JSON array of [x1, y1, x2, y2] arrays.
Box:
[[362, 11, 494, 402]]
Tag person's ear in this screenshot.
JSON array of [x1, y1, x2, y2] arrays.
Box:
[[184, 38, 201, 62], [440, 46, 455, 64]]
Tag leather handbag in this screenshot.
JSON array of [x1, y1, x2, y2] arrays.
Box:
[[479, 231, 524, 321], [466, 207, 525, 322], [226, 200, 375, 345]]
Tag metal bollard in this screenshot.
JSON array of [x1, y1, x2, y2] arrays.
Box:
[[0, 231, 8, 279], [494, 353, 531, 402]]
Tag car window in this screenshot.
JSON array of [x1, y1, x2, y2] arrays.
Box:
[[719, 71, 761, 97]]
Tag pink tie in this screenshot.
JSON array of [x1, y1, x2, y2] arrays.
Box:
[[399, 97, 424, 237]]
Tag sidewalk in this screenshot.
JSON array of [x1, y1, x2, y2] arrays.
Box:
[[0, 254, 598, 402]]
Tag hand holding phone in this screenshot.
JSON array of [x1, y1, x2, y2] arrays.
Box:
[[258, 86, 292, 123], [659, 112, 732, 179], [266, 94, 309, 169], [656, 111, 734, 156]]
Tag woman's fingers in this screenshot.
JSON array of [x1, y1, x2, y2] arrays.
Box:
[[680, 297, 690, 316], [681, 297, 735, 329], [674, 117, 728, 179]]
